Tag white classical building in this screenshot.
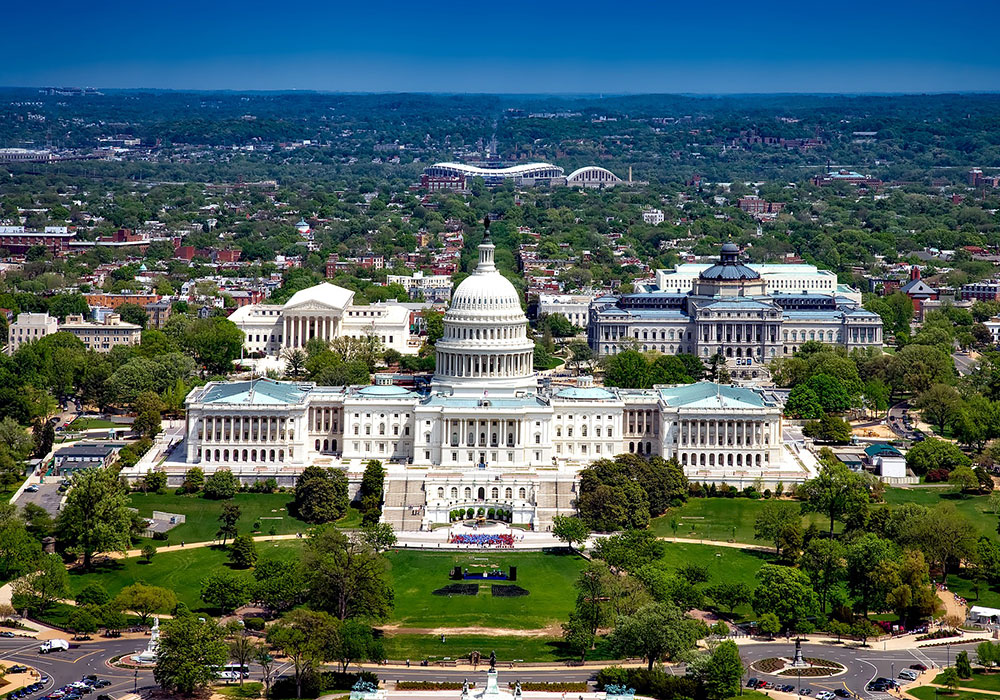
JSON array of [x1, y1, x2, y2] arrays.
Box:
[[229, 283, 417, 356], [538, 293, 594, 329], [147, 233, 809, 530], [385, 271, 453, 302]]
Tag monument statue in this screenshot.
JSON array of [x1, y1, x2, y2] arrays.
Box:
[[489, 650, 497, 671], [514, 681, 522, 697]]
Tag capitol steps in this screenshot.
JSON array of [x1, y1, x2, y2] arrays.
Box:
[[382, 474, 426, 531]]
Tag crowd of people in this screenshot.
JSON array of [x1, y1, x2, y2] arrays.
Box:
[[450, 533, 515, 547]]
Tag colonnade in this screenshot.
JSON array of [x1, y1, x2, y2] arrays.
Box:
[[308, 406, 341, 433], [447, 417, 524, 448], [283, 314, 337, 349], [198, 414, 291, 442], [678, 418, 772, 447], [437, 351, 533, 378]]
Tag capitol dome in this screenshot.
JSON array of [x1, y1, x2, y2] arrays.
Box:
[[432, 226, 536, 397]]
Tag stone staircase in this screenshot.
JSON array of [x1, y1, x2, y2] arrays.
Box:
[[533, 474, 578, 532], [382, 474, 427, 531]]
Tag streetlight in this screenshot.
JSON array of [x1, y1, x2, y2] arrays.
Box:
[[133, 669, 138, 693], [797, 666, 802, 697]]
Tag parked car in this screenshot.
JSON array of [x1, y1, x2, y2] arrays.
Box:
[[747, 678, 759, 688], [834, 690, 852, 698], [910, 664, 928, 671], [25, 484, 39, 492]]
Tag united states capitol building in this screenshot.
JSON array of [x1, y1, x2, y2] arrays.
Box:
[[144, 234, 812, 530], [587, 243, 883, 380]]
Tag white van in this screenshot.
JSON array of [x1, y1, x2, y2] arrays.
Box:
[[39, 639, 70, 653]]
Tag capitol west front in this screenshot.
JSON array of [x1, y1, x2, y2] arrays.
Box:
[[139, 235, 809, 530]]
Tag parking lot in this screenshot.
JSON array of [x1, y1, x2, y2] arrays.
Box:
[[14, 482, 64, 517]]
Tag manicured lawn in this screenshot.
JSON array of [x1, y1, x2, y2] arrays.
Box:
[[68, 417, 119, 430], [660, 542, 773, 618], [68, 542, 303, 611], [386, 549, 586, 630], [380, 633, 616, 663], [650, 497, 834, 545], [883, 488, 997, 540], [932, 671, 1000, 693], [910, 687, 999, 700], [128, 492, 361, 544]]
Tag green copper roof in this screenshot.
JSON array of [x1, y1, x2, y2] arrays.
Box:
[[200, 378, 308, 405], [659, 382, 767, 409]]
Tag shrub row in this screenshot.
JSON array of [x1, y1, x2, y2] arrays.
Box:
[[449, 508, 513, 522]]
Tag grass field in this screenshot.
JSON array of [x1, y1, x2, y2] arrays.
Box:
[[650, 497, 836, 544], [380, 633, 616, 663], [128, 492, 362, 544], [910, 687, 997, 700], [932, 672, 1000, 693], [387, 549, 586, 630], [883, 488, 997, 540], [68, 542, 303, 611], [68, 417, 119, 430]]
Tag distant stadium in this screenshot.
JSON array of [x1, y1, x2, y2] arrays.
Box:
[[418, 162, 624, 190]]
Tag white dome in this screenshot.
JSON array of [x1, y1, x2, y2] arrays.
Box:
[[449, 271, 523, 317], [432, 232, 536, 397]]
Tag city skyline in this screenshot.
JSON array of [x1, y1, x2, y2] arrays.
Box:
[[4, 0, 999, 93]]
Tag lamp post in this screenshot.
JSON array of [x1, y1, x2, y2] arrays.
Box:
[[797, 666, 802, 697], [133, 669, 138, 693]]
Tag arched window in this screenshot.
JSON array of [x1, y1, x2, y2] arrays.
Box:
[[518, 487, 526, 499], [491, 487, 499, 499], [451, 487, 458, 498], [437, 487, 445, 498], [505, 487, 512, 499], [464, 487, 472, 499], [477, 487, 485, 500]]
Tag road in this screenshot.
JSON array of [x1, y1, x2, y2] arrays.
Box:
[[953, 352, 979, 377], [13, 482, 64, 516], [886, 401, 917, 441], [0, 637, 974, 699]]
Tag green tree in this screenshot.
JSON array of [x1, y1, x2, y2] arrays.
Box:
[[75, 582, 110, 607], [799, 459, 873, 536], [916, 384, 962, 434], [359, 459, 385, 525], [216, 502, 241, 545], [846, 533, 899, 617], [359, 522, 397, 553], [754, 500, 802, 555], [182, 466, 205, 493], [293, 466, 349, 523], [228, 634, 255, 687], [116, 302, 149, 329], [229, 535, 258, 568], [114, 583, 177, 625], [609, 602, 703, 670], [11, 553, 68, 615], [423, 309, 444, 345], [562, 611, 595, 662], [784, 384, 824, 419], [180, 317, 244, 375], [56, 467, 133, 568], [956, 650, 973, 679], [603, 350, 654, 389], [67, 607, 99, 638], [705, 581, 752, 616], [940, 667, 961, 692], [757, 612, 781, 638], [153, 615, 229, 695], [204, 469, 240, 500], [200, 570, 250, 614], [906, 438, 971, 476], [552, 515, 590, 553], [950, 465, 980, 495], [301, 525, 393, 621], [141, 543, 157, 564], [800, 539, 846, 613], [751, 564, 820, 632], [267, 610, 330, 699], [0, 503, 42, 581], [703, 640, 745, 700]]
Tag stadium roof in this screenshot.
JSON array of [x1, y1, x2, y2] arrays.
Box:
[[427, 162, 564, 177]]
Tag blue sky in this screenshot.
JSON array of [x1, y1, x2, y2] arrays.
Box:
[[4, 0, 999, 93]]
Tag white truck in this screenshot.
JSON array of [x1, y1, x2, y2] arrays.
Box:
[[39, 638, 69, 653]]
